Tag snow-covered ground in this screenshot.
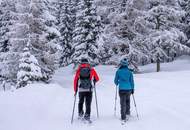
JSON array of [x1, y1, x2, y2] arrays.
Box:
[[0, 56, 190, 130]]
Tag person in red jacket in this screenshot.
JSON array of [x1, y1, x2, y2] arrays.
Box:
[[74, 58, 99, 122]]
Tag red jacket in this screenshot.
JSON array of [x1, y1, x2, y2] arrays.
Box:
[[74, 64, 99, 93]]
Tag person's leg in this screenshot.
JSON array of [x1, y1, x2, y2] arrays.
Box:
[[84, 92, 93, 120], [119, 90, 127, 120], [78, 92, 85, 117], [126, 90, 132, 116]]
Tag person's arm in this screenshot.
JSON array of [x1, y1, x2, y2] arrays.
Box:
[[114, 70, 119, 86], [74, 68, 80, 95], [130, 72, 134, 94], [91, 68, 99, 84]]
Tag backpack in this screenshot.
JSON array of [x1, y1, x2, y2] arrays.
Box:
[[79, 67, 92, 89]]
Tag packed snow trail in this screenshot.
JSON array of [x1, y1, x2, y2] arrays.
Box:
[[1, 57, 190, 130]]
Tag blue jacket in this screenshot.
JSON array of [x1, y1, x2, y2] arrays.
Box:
[[114, 66, 134, 90]]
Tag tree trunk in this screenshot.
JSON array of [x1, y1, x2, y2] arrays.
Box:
[[157, 58, 160, 72], [167, 48, 170, 62], [3, 81, 5, 91]]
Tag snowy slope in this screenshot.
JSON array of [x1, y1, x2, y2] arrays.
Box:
[[0, 56, 190, 130]]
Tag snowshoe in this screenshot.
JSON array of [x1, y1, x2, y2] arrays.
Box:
[[78, 116, 83, 120], [126, 115, 130, 121], [121, 119, 127, 125], [83, 118, 92, 124]]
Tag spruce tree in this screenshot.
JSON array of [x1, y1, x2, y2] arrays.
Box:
[[56, 0, 76, 66], [72, 0, 100, 64], [0, 0, 19, 83], [26, 0, 61, 81], [17, 47, 42, 88], [0, 3, 9, 53]]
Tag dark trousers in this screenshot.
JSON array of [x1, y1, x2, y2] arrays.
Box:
[[119, 90, 132, 120], [78, 92, 92, 119]]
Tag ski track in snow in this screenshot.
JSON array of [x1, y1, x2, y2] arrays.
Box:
[[1, 57, 190, 130]]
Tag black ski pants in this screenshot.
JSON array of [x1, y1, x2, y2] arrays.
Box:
[[78, 92, 92, 119], [119, 90, 132, 120]]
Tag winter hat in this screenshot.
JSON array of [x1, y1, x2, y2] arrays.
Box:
[[81, 58, 89, 64], [120, 58, 128, 66]]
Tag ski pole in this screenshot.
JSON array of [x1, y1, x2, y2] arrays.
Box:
[[114, 85, 118, 117], [94, 83, 99, 118], [71, 93, 77, 124], [132, 94, 139, 120]]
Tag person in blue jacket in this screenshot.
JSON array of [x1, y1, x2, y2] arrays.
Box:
[[114, 58, 134, 122]]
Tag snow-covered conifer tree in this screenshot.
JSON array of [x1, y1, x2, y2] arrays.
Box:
[[25, 0, 61, 81], [56, 0, 76, 66], [141, 0, 190, 61], [72, 0, 101, 64], [17, 47, 42, 88], [0, 2, 9, 53], [178, 0, 190, 47], [0, 0, 19, 84]]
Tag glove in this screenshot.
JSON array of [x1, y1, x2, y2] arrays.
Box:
[[131, 89, 134, 94], [74, 92, 77, 96]]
